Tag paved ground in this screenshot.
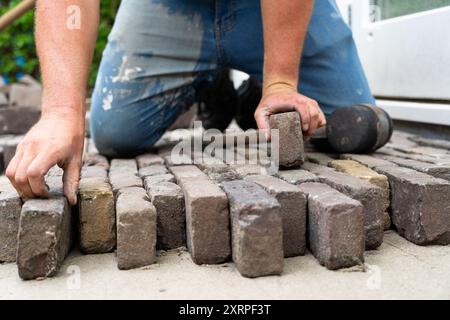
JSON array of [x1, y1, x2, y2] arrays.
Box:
[[1, 231, 449, 300]]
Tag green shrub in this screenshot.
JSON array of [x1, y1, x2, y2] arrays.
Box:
[[0, 0, 121, 89]]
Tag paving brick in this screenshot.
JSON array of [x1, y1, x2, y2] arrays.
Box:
[[298, 182, 365, 270], [303, 162, 386, 250], [146, 182, 185, 250], [0, 176, 22, 263], [222, 180, 283, 277], [80, 165, 108, 179], [197, 163, 240, 183], [78, 175, 115, 254], [329, 159, 391, 230], [164, 154, 193, 166], [170, 165, 209, 184], [138, 164, 168, 178], [171, 166, 230, 264], [136, 153, 164, 168], [373, 155, 450, 182], [143, 174, 176, 189], [411, 136, 450, 150], [374, 166, 450, 245], [270, 112, 305, 168], [275, 169, 319, 185], [307, 152, 336, 166], [109, 159, 143, 194], [116, 187, 157, 270], [83, 153, 109, 169], [245, 175, 306, 257], [389, 143, 449, 158], [341, 153, 396, 169], [230, 164, 268, 177], [17, 185, 72, 280], [0, 107, 40, 134], [0, 135, 23, 169], [377, 147, 450, 166], [235, 146, 271, 166]]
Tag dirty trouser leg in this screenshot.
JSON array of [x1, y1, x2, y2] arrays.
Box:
[[90, 0, 217, 158], [222, 0, 376, 116]]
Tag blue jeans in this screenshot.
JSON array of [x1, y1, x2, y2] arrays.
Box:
[[91, 0, 375, 157]]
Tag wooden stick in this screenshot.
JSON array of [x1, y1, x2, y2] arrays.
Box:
[[0, 0, 36, 32]]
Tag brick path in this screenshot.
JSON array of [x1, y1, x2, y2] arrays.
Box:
[[1, 125, 450, 280]]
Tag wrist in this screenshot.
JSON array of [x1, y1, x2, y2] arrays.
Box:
[[263, 76, 298, 96]]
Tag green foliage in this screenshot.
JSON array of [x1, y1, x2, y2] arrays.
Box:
[[0, 0, 121, 89], [372, 0, 450, 20]]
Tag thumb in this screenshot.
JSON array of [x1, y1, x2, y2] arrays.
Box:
[[254, 107, 271, 141], [63, 159, 80, 205]]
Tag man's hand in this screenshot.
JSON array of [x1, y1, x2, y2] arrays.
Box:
[[254, 82, 326, 139], [6, 109, 84, 205], [258, 0, 321, 139]]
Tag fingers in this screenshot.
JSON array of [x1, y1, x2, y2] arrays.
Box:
[[27, 152, 60, 197], [305, 100, 322, 138], [13, 150, 37, 199], [6, 143, 59, 200], [5, 150, 23, 196], [63, 159, 81, 205]]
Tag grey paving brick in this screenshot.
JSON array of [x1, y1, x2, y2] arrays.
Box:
[[307, 152, 336, 166], [169, 165, 209, 184], [230, 164, 268, 177], [83, 153, 109, 169], [143, 174, 176, 189], [298, 182, 365, 270], [17, 185, 72, 280], [80, 165, 108, 179], [116, 187, 157, 270], [303, 162, 386, 250], [377, 147, 450, 166], [138, 164, 168, 178], [0, 107, 40, 135], [146, 182, 186, 250], [0, 135, 23, 169], [136, 153, 164, 168], [374, 166, 450, 245], [373, 155, 450, 182], [245, 175, 306, 257], [270, 112, 305, 168], [222, 180, 283, 277], [109, 159, 143, 194], [197, 163, 240, 183], [0, 176, 22, 263], [164, 154, 193, 166], [275, 169, 319, 185], [411, 136, 450, 150], [172, 166, 230, 264]]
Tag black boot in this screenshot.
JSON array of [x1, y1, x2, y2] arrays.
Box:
[[234, 76, 261, 131], [196, 69, 237, 132]]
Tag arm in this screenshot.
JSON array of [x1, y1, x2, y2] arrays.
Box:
[[255, 0, 326, 138], [6, 0, 100, 204]]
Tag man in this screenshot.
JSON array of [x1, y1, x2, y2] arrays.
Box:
[[6, 0, 375, 205]]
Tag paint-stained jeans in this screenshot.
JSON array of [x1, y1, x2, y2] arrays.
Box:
[[91, 0, 376, 157]]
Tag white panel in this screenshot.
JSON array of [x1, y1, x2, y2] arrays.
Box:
[[377, 99, 450, 126], [356, 6, 450, 100]]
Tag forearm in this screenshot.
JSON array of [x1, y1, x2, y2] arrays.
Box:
[[260, 0, 314, 94], [36, 0, 99, 116]]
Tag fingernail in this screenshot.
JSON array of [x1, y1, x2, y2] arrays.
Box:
[[304, 124, 309, 131]]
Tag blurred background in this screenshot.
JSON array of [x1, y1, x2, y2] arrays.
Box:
[[1, 0, 450, 136], [0, 0, 120, 88]]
